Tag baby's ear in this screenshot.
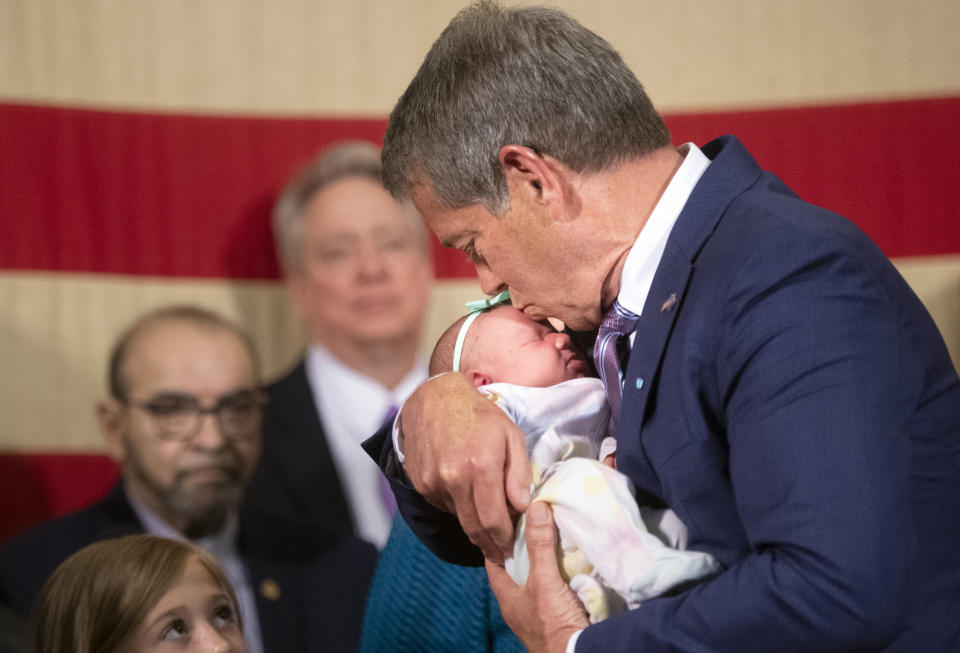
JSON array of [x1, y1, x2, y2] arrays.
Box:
[[468, 370, 493, 388]]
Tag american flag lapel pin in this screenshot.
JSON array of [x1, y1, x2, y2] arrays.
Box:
[[660, 293, 678, 313]]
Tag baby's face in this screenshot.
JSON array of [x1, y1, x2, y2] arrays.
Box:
[[468, 306, 589, 387]]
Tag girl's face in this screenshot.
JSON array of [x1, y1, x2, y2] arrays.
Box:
[[121, 556, 247, 653]]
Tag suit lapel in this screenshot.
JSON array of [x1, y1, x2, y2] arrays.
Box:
[[270, 361, 354, 531], [616, 136, 762, 494], [618, 248, 693, 495], [246, 557, 306, 653]]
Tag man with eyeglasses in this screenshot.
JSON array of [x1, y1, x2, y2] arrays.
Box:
[[0, 305, 377, 653]]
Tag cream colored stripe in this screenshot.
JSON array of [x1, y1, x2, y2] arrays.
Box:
[[0, 274, 300, 451], [0, 262, 956, 453], [894, 254, 960, 370], [0, 273, 481, 451], [1, 0, 957, 115]]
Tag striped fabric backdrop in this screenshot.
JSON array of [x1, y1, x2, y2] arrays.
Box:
[[2, 0, 958, 462]]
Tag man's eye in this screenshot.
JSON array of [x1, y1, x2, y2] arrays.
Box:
[[315, 245, 354, 264], [162, 619, 189, 641], [379, 235, 412, 252], [464, 241, 485, 264], [221, 397, 255, 411], [219, 390, 261, 412], [219, 399, 258, 420], [145, 401, 194, 416]]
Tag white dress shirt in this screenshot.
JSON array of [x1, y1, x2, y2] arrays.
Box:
[[618, 143, 711, 339], [566, 142, 711, 653], [306, 343, 426, 549]]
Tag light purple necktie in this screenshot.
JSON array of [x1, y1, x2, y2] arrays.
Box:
[[379, 404, 399, 517], [593, 300, 640, 435]]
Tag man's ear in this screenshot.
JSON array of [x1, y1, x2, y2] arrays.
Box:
[[467, 369, 493, 388], [97, 398, 127, 463], [498, 145, 576, 219]]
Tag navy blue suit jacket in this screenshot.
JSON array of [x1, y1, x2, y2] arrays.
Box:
[[241, 360, 357, 557], [0, 483, 377, 653], [367, 136, 960, 651]]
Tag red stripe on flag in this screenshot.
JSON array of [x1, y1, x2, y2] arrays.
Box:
[[1, 103, 388, 279], [664, 98, 960, 262], [0, 453, 119, 543], [2, 98, 958, 280]]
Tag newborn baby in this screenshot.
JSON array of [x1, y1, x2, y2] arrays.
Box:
[[430, 298, 720, 623]]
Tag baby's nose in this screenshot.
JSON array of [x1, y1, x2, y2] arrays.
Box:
[[551, 332, 572, 349]]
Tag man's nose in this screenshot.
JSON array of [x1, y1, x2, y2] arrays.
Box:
[[192, 412, 228, 450], [475, 264, 506, 296], [357, 243, 390, 280]]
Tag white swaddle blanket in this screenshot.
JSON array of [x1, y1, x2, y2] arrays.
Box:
[[483, 378, 721, 623]]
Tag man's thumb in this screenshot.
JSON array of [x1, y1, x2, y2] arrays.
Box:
[[524, 501, 559, 571]]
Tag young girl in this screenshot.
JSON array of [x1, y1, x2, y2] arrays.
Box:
[[33, 535, 247, 653]]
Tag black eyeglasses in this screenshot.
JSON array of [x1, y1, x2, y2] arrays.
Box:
[[121, 389, 267, 442]]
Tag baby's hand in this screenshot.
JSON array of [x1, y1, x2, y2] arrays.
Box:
[[599, 436, 617, 469]]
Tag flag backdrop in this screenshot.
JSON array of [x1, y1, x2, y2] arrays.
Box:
[[2, 0, 958, 462]]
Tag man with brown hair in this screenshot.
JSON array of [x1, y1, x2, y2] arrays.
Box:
[[367, 3, 960, 652]]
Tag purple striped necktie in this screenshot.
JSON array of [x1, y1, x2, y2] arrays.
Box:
[[593, 300, 640, 435], [379, 404, 399, 517]]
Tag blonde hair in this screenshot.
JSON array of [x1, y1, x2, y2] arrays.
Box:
[[272, 140, 426, 275], [33, 535, 242, 653]]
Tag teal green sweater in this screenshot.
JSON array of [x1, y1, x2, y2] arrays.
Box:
[[360, 513, 525, 652]]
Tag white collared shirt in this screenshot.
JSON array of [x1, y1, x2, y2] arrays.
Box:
[[127, 489, 265, 653], [566, 142, 711, 653], [306, 343, 426, 549], [617, 143, 711, 340]]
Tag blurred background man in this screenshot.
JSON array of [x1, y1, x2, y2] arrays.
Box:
[[241, 141, 433, 550], [0, 306, 376, 653]]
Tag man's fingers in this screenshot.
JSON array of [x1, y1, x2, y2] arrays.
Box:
[[485, 502, 590, 652], [485, 556, 520, 602], [504, 426, 532, 515], [473, 454, 518, 558], [399, 372, 529, 563], [404, 451, 451, 513], [451, 482, 507, 563]]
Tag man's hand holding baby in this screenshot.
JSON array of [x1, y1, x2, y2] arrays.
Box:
[[486, 501, 589, 653], [399, 372, 532, 563]]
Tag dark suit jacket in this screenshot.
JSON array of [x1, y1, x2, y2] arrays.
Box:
[[0, 483, 377, 653], [367, 136, 960, 651], [242, 360, 356, 557], [0, 605, 27, 653]]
